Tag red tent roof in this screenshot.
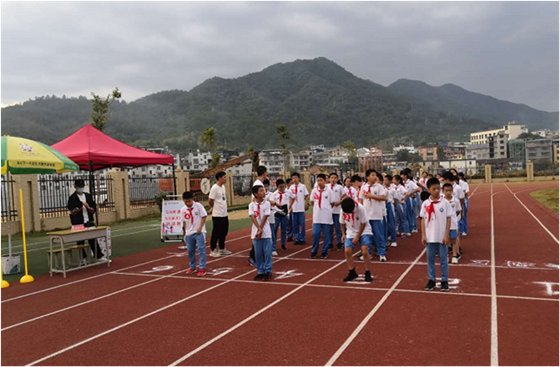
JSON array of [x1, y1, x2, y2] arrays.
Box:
[[52, 125, 174, 170]]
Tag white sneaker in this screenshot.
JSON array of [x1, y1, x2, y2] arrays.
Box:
[[272, 251, 278, 256], [461, 232, 467, 237], [80, 259, 88, 266], [219, 249, 232, 256], [451, 257, 459, 264], [390, 242, 397, 247], [411, 229, 418, 233], [380, 256, 387, 262], [210, 250, 221, 257], [359, 255, 364, 261]]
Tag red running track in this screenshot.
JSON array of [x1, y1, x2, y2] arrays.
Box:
[[1, 182, 558, 366]]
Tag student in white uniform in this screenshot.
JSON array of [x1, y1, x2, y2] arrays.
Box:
[[288, 172, 309, 245], [208, 171, 231, 257], [309, 174, 335, 258], [181, 191, 208, 277], [340, 198, 373, 282], [328, 172, 346, 250], [271, 178, 294, 251]]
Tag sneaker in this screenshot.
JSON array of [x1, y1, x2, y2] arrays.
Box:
[[424, 279, 436, 291], [411, 229, 418, 233], [310, 254, 317, 259], [364, 270, 373, 282], [359, 255, 364, 261], [461, 232, 467, 237], [80, 258, 88, 266], [320, 254, 328, 259], [451, 256, 459, 264], [185, 267, 197, 275], [379, 256, 387, 262], [440, 281, 449, 292], [219, 249, 232, 256], [272, 251, 279, 256], [254, 273, 264, 281], [196, 269, 207, 277], [248, 258, 256, 267], [343, 268, 359, 282], [390, 242, 397, 248], [263, 272, 273, 281], [456, 252, 462, 260], [209, 250, 221, 258], [281, 244, 287, 250], [403, 233, 411, 237]]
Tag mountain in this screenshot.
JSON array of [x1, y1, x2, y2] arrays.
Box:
[[2, 57, 552, 152], [388, 79, 558, 130]]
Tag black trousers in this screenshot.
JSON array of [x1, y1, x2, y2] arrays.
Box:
[[77, 221, 104, 259], [210, 216, 229, 251]]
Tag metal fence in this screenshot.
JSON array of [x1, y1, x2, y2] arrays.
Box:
[[129, 175, 174, 207], [1, 175, 17, 222], [38, 174, 115, 218]]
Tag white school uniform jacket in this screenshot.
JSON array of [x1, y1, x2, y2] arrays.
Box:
[[405, 179, 418, 196], [453, 183, 465, 201], [395, 184, 407, 204], [265, 191, 276, 224], [248, 200, 272, 239], [272, 189, 294, 208], [445, 197, 462, 230], [419, 197, 453, 243], [288, 183, 309, 213], [328, 183, 345, 215], [181, 202, 207, 236], [310, 187, 334, 224], [459, 180, 470, 197], [340, 203, 372, 238], [344, 186, 359, 203], [360, 182, 385, 221]]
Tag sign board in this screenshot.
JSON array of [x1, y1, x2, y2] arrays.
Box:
[[97, 227, 112, 257], [200, 178, 211, 195], [161, 198, 185, 242]]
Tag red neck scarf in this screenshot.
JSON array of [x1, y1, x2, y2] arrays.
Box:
[[343, 211, 355, 225], [278, 191, 283, 205], [315, 188, 324, 208], [425, 198, 439, 222], [187, 207, 194, 224]]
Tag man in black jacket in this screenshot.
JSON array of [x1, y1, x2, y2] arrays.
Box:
[[67, 179, 104, 260]]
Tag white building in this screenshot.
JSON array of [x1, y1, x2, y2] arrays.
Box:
[[392, 145, 417, 154], [259, 149, 293, 176], [466, 144, 490, 161], [292, 150, 312, 171], [182, 150, 213, 172], [470, 122, 528, 145]]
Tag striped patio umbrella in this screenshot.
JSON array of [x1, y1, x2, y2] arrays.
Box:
[[1, 135, 79, 174]]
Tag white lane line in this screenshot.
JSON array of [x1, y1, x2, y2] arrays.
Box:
[[1, 232, 251, 303], [3, 218, 313, 303], [27, 244, 314, 366], [113, 271, 559, 303], [1, 245, 251, 331], [325, 247, 426, 366], [504, 183, 559, 245], [168, 250, 360, 366], [4, 227, 314, 329], [490, 184, 499, 366]]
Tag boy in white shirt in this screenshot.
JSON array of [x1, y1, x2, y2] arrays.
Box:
[[458, 172, 470, 236], [272, 179, 294, 251], [288, 172, 309, 245], [249, 185, 273, 281], [402, 170, 419, 233], [248, 165, 269, 267], [420, 178, 453, 291], [360, 170, 388, 262], [310, 174, 335, 258], [328, 172, 346, 250], [340, 198, 373, 282], [208, 171, 231, 257], [383, 175, 398, 247], [181, 191, 208, 277], [263, 179, 278, 256], [392, 175, 410, 236], [443, 183, 462, 264]]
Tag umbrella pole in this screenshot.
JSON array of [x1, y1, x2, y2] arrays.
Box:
[[19, 189, 34, 284]]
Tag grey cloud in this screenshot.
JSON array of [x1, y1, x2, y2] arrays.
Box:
[[1, 1, 558, 111]]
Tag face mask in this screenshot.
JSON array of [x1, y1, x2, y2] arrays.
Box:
[[76, 188, 84, 194]]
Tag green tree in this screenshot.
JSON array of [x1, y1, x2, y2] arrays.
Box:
[[200, 127, 220, 168], [276, 124, 290, 173], [90, 88, 121, 131]]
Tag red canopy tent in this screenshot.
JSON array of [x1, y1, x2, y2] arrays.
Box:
[[52, 125, 176, 224], [52, 124, 174, 170]]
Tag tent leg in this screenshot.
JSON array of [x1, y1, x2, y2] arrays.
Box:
[[172, 162, 177, 196], [88, 161, 99, 226]]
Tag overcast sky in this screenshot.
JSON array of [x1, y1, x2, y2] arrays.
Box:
[[1, 1, 558, 111]]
